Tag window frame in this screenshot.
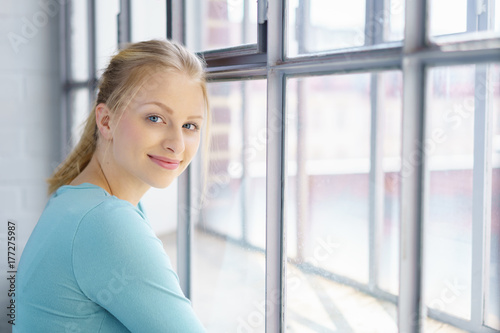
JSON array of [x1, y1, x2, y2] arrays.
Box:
[[264, 1, 500, 332], [60, 0, 97, 158], [183, 0, 268, 68]]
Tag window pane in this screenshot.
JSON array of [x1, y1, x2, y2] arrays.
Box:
[[429, 0, 468, 36], [186, 0, 258, 52], [96, 0, 119, 74], [286, 0, 405, 57], [429, 0, 500, 41], [69, 88, 89, 149], [497, 2, 500, 32], [289, 73, 371, 281], [192, 80, 266, 332], [387, 0, 405, 41], [286, 72, 401, 332], [487, 63, 500, 330], [131, 0, 167, 42], [141, 186, 178, 272], [243, 81, 267, 250], [70, 0, 89, 81], [424, 65, 475, 321], [287, 73, 371, 283], [379, 72, 403, 296]]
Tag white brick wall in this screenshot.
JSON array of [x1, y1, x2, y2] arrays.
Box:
[[0, 1, 61, 331]]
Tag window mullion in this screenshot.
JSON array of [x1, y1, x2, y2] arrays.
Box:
[[364, 0, 385, 46], [477, 0, 489, 31], [257, 0, 268, 53], [60, 1, 71, 160], [166, 0, 172, 39], [177, 170, 192, 298], [295, 79, 307, 263], [175, 0, 191, 300], [467, 0, 477, 32], [87, 0, 97, 102], [265, 71, 285, 333], [118, 0, 131, 47], [466, 0, 489, 32], [241, 82, 249, 244], [169, 0, 185, 44], [368, 73, 385, 292], [266, 0, 285, 332], [243, 0, 249, 45], [471, 64, 492, 329], [399, 0, 427, 332]]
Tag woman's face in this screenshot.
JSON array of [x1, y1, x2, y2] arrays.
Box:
[[106, 71, 205, 190]]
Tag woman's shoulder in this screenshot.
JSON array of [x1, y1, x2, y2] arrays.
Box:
[[86, 196, 146, 224], [71, 188, 155, 256], [53, 182, 145, 217], [39, 183, 147, 235], [36, 182, 151, 246]]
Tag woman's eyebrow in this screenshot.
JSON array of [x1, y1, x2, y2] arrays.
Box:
[[188, 115, 204, 120], [143, 101, 173, 114], [143, 101, 204, 120]]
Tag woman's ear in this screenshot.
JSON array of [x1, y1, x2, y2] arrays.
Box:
[[95, 103, 113, 141]]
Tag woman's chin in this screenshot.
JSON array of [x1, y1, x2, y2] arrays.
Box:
[[149, 178, 176, 189]]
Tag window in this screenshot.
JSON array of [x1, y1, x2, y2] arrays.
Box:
[[61, 0, 500, 332], [491, 65, 500, 329], [96, 1, 119, 73], [186, 0, 259, 52], [429, 0, 500, 40], [285, 71, 402, 331], [286, 0, 405, 56], [69, 89, 90, 148], [131, 0, 167, 42], [192, 80, 267, 331]]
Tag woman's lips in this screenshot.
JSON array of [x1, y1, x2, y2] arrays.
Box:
[[148, 154, 181, 170]]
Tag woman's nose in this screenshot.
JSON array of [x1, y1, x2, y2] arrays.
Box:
[[162, 127, 185, 154]]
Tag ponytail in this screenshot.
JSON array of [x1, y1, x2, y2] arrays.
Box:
[[47, 110, 98, 194]]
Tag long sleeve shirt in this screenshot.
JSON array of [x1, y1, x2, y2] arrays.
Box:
[[14, 183, 206, 332]]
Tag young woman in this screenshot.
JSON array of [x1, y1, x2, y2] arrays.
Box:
[[15, 40, 208, 332]]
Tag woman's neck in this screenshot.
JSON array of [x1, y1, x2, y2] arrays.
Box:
[[69, 154, 149, 206]]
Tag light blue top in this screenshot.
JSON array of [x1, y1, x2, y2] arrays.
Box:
[[14, 183, 206, 332]]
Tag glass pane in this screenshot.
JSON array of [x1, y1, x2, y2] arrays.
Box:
[[286, 0, 405, 57], [192, 80, 266, 332], [379, 72, 403, 296], [429, 0, 500, 41], [243, 81, 267, 250], [96, 0, 119, 75], [287, 73, 371, 282], [497, 2, 500, 32], [487, 63, 500, 330], [429, 0, 468, 36], [141, 185, 178, 272], [186, 0, 258, 52], [70, 0, 89, 81], [424, 65, 475, 321], [200, 82, 243, 239], [69, 88, 90, 149], [286, 72, 401, 332], [131, 0, 167, 42], [388, 0, 405, 41]]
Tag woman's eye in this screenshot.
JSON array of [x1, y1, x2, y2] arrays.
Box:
[[148, 115, 162, 123], [183, 123, 199, 131]]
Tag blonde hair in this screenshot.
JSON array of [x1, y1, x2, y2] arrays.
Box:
[[47, 39, 209, 194]]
